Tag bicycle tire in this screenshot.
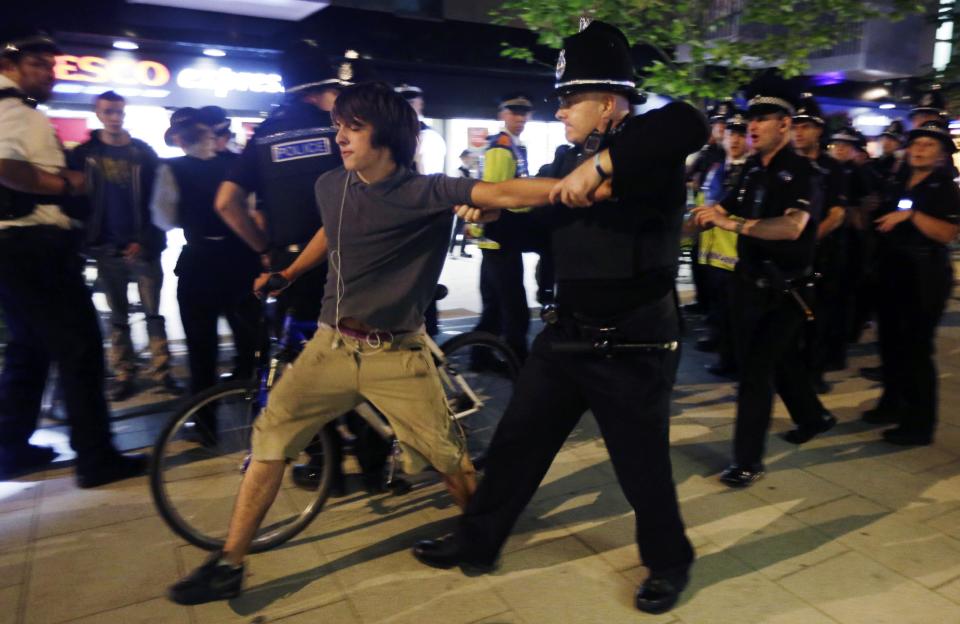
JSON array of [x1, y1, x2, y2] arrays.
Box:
[[439, 331, 520, 468], [149, 379, 336, 553]]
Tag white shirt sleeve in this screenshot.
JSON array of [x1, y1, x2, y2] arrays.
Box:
[[416, 128, 447, 175], [0, 103, 31, 162], [150, 164, 180, 231]]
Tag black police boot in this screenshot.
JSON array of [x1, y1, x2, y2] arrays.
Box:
[[412, 534, 497, 574], [882, 426, 933, 446], [75, 452, 148, 489], [862, 405, 900, 425], [0, 444, 57, 479], [635, 569, 689, 614], [782, 412, 837, 445], [168, 551, 244, 605], [719, 464, 765, 488]]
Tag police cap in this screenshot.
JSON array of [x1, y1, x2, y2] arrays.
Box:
[[708, 99, 735, 123], [282, 39, 353, 94], [745, 71, 799, 118], [498, 93, 533, 114], [879, 119, 906, 144], [908, 118, 957, 154], [830, 126, 868, 152], [910, 87, 948, 121], [1, 30, 61, 59], [792, 93, 825, 126], [554, 21, 644, 105]]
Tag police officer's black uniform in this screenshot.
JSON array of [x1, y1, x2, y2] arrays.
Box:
[[868, 120, 960, 445], [719, 78, 834, 487], [414, 22, 707, 614], [225, 46, 349, 325], [163, 110, 262, 398], [0, 32, 144, 485], [793, 96, 850, 384]]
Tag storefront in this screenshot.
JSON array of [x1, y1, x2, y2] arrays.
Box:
[[43, 41, 282, 155]]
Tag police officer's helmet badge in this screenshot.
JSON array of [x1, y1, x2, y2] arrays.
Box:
[[555, 50, 566, 81], [338, 62, 354, 83]]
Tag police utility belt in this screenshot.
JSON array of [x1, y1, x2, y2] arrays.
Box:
[[738, 262, 817, 322], [541, 304, 679, 358]]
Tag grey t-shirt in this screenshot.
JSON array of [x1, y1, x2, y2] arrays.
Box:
[[316, 166, 477, 331]]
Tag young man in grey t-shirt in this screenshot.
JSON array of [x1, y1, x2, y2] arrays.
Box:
[[168, 82, 600, 605]]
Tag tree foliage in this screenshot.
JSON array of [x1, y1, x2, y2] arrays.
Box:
[[492, 0, 925, 103]]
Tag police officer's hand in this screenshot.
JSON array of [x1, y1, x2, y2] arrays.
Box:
[[122, 242, 143, 261], [454, 204, 500, 224], [691, 205, 732, 230], [253, 271, 291, 298], [874, 209, 912, 233], [550, 159, 602, 208]]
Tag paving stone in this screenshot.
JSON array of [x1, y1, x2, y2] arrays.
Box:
[[36, 473, 156, 539], [59, 597, 189, 624], [25, 516, 180, 624], [271, 599, 360, 623], [747, 466, 851, 514], [935, 574, 960, 606], [331, 543, 507, 624], [0, 506, 34, 590], [0, 478, 43, 516], [778, 550, 960, 624], [488, 537, 667, 624], [0, 585, 20, 624], [662, 550, 837, 624]]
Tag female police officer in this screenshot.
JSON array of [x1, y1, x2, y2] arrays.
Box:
[[867, 119, 960, 445]]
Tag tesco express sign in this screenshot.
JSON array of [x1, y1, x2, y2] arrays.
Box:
[[54, 54, 284, 98]]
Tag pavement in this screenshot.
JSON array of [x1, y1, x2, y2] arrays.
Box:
[[3, 251, 960, 623]]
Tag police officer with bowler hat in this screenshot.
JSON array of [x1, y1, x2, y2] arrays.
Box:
[[0, 30, 146, 485], [693, 73, 836, 488], [864, 118, 960, 445], [413, 20, 707, 614]]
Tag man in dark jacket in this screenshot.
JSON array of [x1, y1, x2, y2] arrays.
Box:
[[69, 90, 179, 401]]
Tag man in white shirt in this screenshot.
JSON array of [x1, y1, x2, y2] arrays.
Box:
[[0, 30, 146, 487], [396, 83, 447, 174]]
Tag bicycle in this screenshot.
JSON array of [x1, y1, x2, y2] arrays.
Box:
[[149, 298, 520, 554]]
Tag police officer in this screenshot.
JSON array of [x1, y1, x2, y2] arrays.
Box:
[[684, 100, 734, 316], [692, 73, 836, 488], [197, 105, 237, 162], [474, 93, 540, 361], [792, 94, 849, 390], [865, 119, 960, 445], [698, 109, 749, 376], [872, 119, 906, 181], [831, 125, 882, 348], [215, 40, 349, 326], [0, 30, 146, 485], [909, 87, 949, 129], [413, 21, 707, 614]]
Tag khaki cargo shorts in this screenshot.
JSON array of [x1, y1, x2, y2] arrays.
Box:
[[251, 324, 466, 474]]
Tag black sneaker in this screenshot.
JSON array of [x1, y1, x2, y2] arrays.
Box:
[[719, 464, 765, 488], [168, 551, 244, 605], [882, 426, 933, 446]]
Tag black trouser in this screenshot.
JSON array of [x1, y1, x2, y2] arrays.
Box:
[[690, 237, 711, 310], [876, 247, 952, 436], [176, 244, 262, 395], [845, 227, 878, 341], [475, 248, 529, 361], [448, 217, 468, 255], [731, 272, 826, 467], [459, 294, 694, 575], [703, 266, 736, 367], [805, 235, 849, 377], [0, 227, 116, 470]]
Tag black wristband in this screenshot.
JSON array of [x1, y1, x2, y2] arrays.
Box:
[[593, 153, 610, 180]]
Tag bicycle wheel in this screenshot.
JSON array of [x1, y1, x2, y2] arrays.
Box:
[[439, 331, 520, 468], [149, 379, 336, 553]]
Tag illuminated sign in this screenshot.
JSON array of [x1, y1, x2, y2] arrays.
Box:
[[55, 55, 170, 87], [177, 67, 283, 98], [52, 50, 285, 106]]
